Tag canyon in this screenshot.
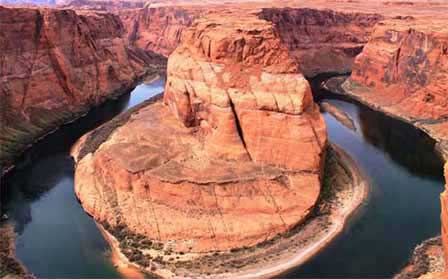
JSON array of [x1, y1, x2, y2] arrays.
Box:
[[323, 16, 448, 277], [72, 13, 328, 275], [0, 6, 165, 175], [1, 0, 447, 278]]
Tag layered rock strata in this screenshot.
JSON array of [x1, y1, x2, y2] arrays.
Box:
[[120, 6, 383, 75], [73, 13, 327, 255], [0, 6, 165, 175], [323, 17, 448, 277], [443, 163, 448, 265], [259, 8, 383, 77], [341, 18, 448, 146], [119, 6, 200, 57]]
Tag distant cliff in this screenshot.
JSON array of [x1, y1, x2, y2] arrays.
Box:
[[0, 6, 165, 175], [259, 8, 383, 77]]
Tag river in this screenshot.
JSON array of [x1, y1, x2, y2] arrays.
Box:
[[1, 79, 164, 279], [1, 77, 445, 278]]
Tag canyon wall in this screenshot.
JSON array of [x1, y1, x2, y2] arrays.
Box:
[[259, 8, 383, 77], [0, 6, 164, 174], [337, 18, 448, 274], [343, 18, 448, 143], [119, 6, 383, 76], [73, 13, 326, 254], [119, 6, 200, 57], [443, 163, 448, 266]]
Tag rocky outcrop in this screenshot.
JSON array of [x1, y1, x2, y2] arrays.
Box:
[[0, 6, 165, 175], [73, 13, 326, 255], [119, 6, 383, 76], [442, 163, 448, 266], [259, 8, 383, 77], [341, 18, 448, 142], [119, 6, 200, 57], [324, 17, 448, 277]]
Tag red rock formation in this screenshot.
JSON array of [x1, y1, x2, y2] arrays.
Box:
[[345, 19, 448, 126], [73, 13, 326, 254], [118, 6, 382, 76], [259, 8, 383, 77], [442, 163, 448, 265], [119, 6, 200, 57], [0, 6, 164, 174], [330, 17, 448, 276]]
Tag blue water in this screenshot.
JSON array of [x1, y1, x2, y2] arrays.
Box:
[[283, 98, 444, 278], [2, 78, 164, 279], [1, 76, 444, 278]]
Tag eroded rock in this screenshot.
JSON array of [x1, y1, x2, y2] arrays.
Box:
[[0, 6, 165, 174], [259, 8, 383, 77], [73, 13, 327, 254]]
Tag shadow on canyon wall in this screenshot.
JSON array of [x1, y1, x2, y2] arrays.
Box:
[[358, 106, 444, 180]]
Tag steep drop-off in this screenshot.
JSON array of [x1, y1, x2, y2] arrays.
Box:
[[73, 12, 326, 261], [324, 17, 448, 277], [119, 6, 383, 76], [341, 18, 448, 146], [0, 6, 165, 175], [443, 163, 448, 265], [259, 8, 383, 77], [119, 6, 200, 57]]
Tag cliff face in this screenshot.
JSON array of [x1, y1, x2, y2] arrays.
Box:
[[119, 6, 200, 57], [345, 19, 448, 126], [337, 18, 448, 274], [0, 6, 164, 174], [259, 8, 383, 77], [443, 163, 448, 265], [73, 13, 326, 254], [118, 6, 383, 77]]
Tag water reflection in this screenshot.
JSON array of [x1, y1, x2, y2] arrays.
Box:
[[358, 107, 444, 179], [1, 79, 164, 279], [283, 97, 444, 277]]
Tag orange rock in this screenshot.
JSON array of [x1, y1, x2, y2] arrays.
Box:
[[119, 6, 200, 57], [74, 13, 327, 253], [0, 6, 164, 174], [346, 18, 448, 123], [164, 14, 326, 170], [259, 8, 383, 77], [442, 163, 448, 266], [338, 17, 448, 274]]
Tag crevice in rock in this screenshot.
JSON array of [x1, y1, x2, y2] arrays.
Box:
[[228, 96, 252, 161]]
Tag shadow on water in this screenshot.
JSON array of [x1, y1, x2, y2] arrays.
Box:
[[358, 107, 444, 180], [1, 79, 164, 279], [280, 76, 444, 277], [0, 73, 445, 278]]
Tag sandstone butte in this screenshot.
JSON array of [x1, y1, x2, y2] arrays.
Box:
[[118, 5, 383, 76], [73, 13, 327, 254], [0, 5, 165, 175]]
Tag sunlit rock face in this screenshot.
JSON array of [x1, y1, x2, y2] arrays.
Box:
[[74, 13, 327, 253], [345, 19, 448, 124], [442, 163, 448, 265], [258, 8, 383, 77], [341, 18, 448, 272], [0, 6, 164, 174]]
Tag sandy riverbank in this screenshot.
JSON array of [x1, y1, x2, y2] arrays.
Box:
[[97, 144, 369, 278]]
